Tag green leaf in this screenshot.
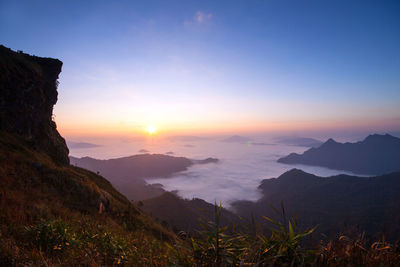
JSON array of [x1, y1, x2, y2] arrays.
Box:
[[288, 221, 294, 239]]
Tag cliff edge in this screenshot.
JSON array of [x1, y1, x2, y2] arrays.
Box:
[[0, 45, 69, 164]]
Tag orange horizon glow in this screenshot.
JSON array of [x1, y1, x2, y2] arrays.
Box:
[[57, 116, 400, 139]]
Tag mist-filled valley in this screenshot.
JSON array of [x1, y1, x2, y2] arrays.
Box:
[[66, 132, 400, 241], [68, 135, 371, 206]]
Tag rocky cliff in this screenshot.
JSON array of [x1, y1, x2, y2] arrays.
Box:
[[0, 45, 69, 164]]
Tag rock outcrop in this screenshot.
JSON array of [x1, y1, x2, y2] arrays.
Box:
[[0, 45, 69, 164]]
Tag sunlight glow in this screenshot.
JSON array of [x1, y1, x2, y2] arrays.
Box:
[[146, 125, 157, 135]]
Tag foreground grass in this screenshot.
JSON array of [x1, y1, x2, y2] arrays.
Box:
[[2, 208, 399, 266], [2, 219, 180, 266], [189, 205, 400, 266]]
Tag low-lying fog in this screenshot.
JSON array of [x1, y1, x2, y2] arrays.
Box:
[[68, 135, 367, 207]]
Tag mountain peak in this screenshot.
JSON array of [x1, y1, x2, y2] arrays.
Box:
[[278, 168, 316, 180], [364, 133, 397, 142], [325, 138, 337, 144]]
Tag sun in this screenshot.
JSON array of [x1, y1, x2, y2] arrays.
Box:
[[146, 125, 157, 135]]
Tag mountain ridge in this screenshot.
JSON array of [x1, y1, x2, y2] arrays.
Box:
[[70, 153, 219, 202], [277, 133, 400, 175], [233, 168, 400, 240]]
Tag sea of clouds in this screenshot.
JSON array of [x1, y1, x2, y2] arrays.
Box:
[[68, 135, 366, 207]]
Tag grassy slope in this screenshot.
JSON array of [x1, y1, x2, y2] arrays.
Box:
[[0, 131, 184, 265], [142, 192, 240, 233]]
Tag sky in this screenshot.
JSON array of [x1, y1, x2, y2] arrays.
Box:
[[1, 0, 399, 138]]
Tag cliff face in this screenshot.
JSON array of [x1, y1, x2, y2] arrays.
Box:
[[0, 45, 69, 164]]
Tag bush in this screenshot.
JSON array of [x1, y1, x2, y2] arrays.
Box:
[[24, 219, 77, 253], [81, 229, 131, 265], [191, 204, 248, 266], [317, 234, 400, 266], [189, 203, 316, 266]]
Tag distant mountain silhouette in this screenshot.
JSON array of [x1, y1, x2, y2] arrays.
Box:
[[183, 144, 195, 147], [193, 157, 219, 164], [277, 134, 400, 175], [167, 135, 209, 142], [276, 137, 323, 147], [232, 169, 400, 240], [138, 148, 150, 153], [67, 141, 100, 149], [70, 154, 192, 180], [221, 135, 251, 143], [70, 154, 219, 201], [252, 142, 275, 146]]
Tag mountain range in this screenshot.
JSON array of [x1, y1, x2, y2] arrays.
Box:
[[67, 141, 100, 149], [278, 134, 400, 175], [70, 154, 218, 201], [221, 135, 252, 143], [275, 137, 323, 147]]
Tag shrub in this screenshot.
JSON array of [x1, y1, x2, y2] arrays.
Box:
[[189, 203, 316, 266], [24, 219, 77, 253], [317, 234, 400, 266], [192, 204, 248, 266], [81, 229, 131, 265]]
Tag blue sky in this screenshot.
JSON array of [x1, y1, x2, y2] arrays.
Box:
[[1, 0, 399, 136]]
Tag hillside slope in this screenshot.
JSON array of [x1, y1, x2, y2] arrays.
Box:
[[0, 132, 178, 264], [142, 192, 239, 233]]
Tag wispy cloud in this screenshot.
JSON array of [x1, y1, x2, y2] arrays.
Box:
[[195, 11, 213, 23], [184, 11, 213, 26]]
